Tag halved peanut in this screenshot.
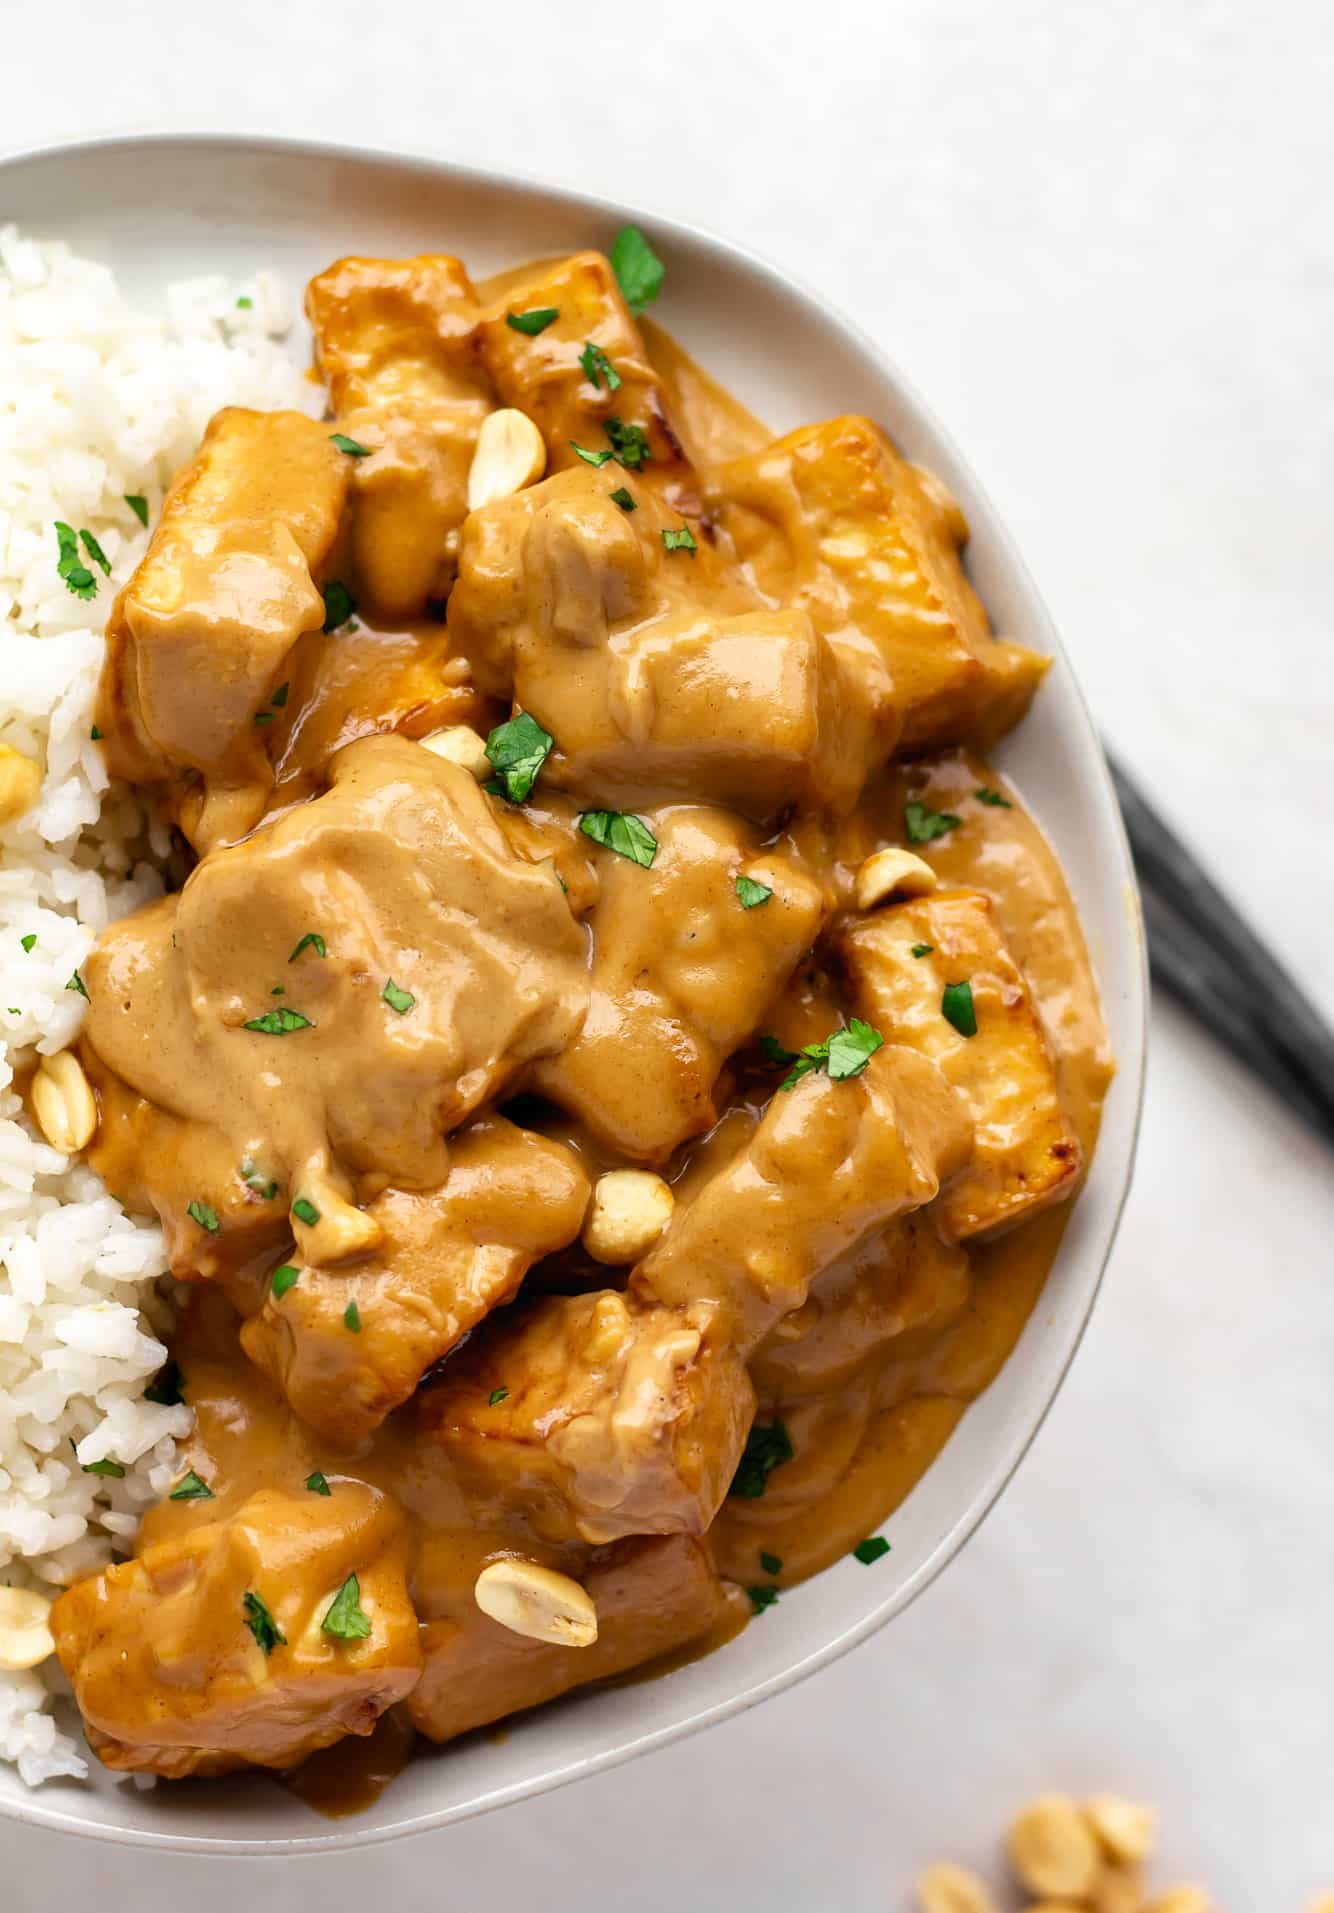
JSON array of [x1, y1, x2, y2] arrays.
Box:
[[582, 1169, 675, 1266], [0, 745, 42, 826], [420, 725, 490, 780], [1086, 1796, 1157, 1867], [854, 847, 938, 911], [474, 1560, 598, 1647], [1009, 1796, 1102, 1899], [1147, 1892, 1212, 1913], [1093, 1867, 1146, 1913], [31, 1050, 98, 1155], [0, 1587, 56, 1671], [467, 408, 546, 511], [914, 1862, 999, 1913]]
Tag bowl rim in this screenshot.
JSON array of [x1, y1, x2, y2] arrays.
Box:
[[0, 128, 1148, 1856]]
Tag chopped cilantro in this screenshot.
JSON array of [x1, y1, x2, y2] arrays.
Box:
[[124, 494, 149, 528], [759, 1034, 798, 1066], [746, 1585, 780, 1614], [322, 580, 356, 632], [343, 1300, 362, 1333], [271, 1264, 300, 1299], [79, 529, 111, 577], [730, 1421, 794, 1498], [609, 485, 636, 511], [169, 1470, 214, 1501], [254, 710, 275, 725], [382, 978, 414, 1015], [270, 682, 289, 708], [65, 970, 89, 1000], [322, 1573, 372, 1640], [941, 980, 978, 1037], [603, 416, 651, 470], [580, 340, 622, 391], [241, 1160, 278, 1199], [54, 522, 96, 600], [735, 874, 773, 909], [243, 1007, 314, 1034], [826, 1018, 884, 1080], [759, 1551, 783, 1575], [288, 932, 326, 963], [975, 786, 1012, 808], [330, 432, 371, 457], [235, 295, 253, 309], [661, 525, 697, 554], [571, 441, 613, 467], [187, 1200, 220, 1234], [81, 1458, 125, 1478], [242, 1590, 286, 1655], [19, 934, 36, 953], [90, 725, 103, 740], [292, 1197, 321, 1227], [578, 809, 658, 867], [911, 942, 934, 959], [852, 1535, 891, 1565], [610, 226, 665, 313], [904, 800, 961, 844], [488, 1386, 509, 1406], [505, 307, 559, 336], [306, 1471, 331, 1495], [485, 710, 554, 804], [144, 1360, 184, 1406]]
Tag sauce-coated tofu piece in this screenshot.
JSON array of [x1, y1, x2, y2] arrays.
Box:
[[407, 1535, 731, 1743], [716, 415, 1047, 750], [839, 890, 1080, 1239], [448, 465, 896, 818], [97, 407, 349, 849], [50, 1483, 421, 1778], [307, 254, 491, 618], [535, 804, 826, 1162], [479, 251, 689, 482], [421, 1289, 755, 1545], [634, 1043, 974, 1348], [239, 1119, 591, 1445]]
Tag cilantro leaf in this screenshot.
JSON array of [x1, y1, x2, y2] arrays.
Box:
[[609, 486, 637, 512], [270, 682, 289, 708], [306, 1471, 331, 1495], [746, 1585, 780, 1613], [19, 934, 36, 953], [603, 416, 652, 470], [322, 580, 356, 632], [941, 979, 978, 1037], [578, 809, 658, 867], [661, 525, 697, 554], [79, 529, 111, 577], [240, 1159, 278, 1200], [911, 942, 934, 959], [852, 1536, 891, 1565], [242, 1590, 286, 1655], [271, 1264, 300, 1299], [322, 1573, 372, 1641], [54, 522, 96, 599], [730, 1421, 794, 1498], [343, 1300, 362, 1333], [825, 1017, 884, 1081], [243, 1007, 314, 1034], [904, 800, 961, 844], [580, 340, 622, 391], [488, 1386, 509, 1406], [759, 1552, 783, 1576], [292, 1197, 321, 1226], [124, 494, 149, 528], [974, 786, 1012, 808], [485, 710, 554, 804], [330, 432, 371, 457], [571, 441, 613, 467], [187, 1199, 220, 1234], [382, 978, 414, 1015], [735, 874, 773, 909], [610, 226, 665, 313], [506, 307, 559, 336], [66, 970, 89, 1000], [759, 1034, 799, 1065], [288, 932, 326, 963], [169, 1470, 214, 1501], [81, 1458, 125, 1478]]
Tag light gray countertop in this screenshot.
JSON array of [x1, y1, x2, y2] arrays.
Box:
[[5, 1, 1333, 1903]]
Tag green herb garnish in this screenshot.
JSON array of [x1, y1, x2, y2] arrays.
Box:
[[90, 725, 102, 740], [322, 580, 356, 632], [343, 1300, 362, 1333], [730, 1421, 794, 1498], [254, 711, 275, 726], [941, 980, 978, 1038], [187, 1200, 220, 1234], [306, 1471, 331, 1495], [506, 307, 559, 336], [604, 416, 651, 470], [270, 682, 289, 708], [735, 875, 773, 909], [610, 225, 665, 313], [609, 486, 636, 511], [19, 934, 36, 953], [271, 1264, 300, 1299], [771, 1018, 884, 1091], [236, 295, 253, 309], [124, 494, 149, 528], [852, 1536, 891, 1565], [292, 1197, 321, 1227], [54, 522, 96, 600], [578, 809, 658, 867], [580, 340, 622, 391], [330, 432, 371, 457], [485, 710, 554, 804], [322, 1573, 372, 1640], [974, 786, 1012, 808], [288, 932, 326, 963], [144, 1360, 184, 1406], [904, 800, 961, 844], [571, 441, 613, 467], [382, 979, 414, 1015], [488, 1387, 509, 1406], [80, 529, 111, 577], [241, 1160, 278, 1199], [65, 970, 89, 1000], [759, 1551, 783, 1575], [242, 1590, 286, 1655], [746, 1585, 780, 1614], [81, 1458, 125, 1478], [661, 525, 697, 554], [243, 1007, 314, 1034], [911, 943, 934, 959], [169, 1470, 214, 1501]]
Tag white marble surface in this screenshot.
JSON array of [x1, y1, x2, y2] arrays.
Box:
[[5, 1, 1333, 1904]]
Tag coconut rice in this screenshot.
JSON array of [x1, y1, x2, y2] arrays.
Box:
[[0, 227, 319, 1784]]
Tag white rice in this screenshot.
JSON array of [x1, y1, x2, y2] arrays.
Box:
[[0, 228, 318, 1784]]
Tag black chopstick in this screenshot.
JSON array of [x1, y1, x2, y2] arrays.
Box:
[[1108, 753, 1334, 1149]]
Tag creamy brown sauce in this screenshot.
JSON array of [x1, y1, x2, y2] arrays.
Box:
[[49, 244, 1111, 1809]]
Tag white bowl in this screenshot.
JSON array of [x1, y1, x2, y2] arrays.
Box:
[[0, 133, 1147, 1854]]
